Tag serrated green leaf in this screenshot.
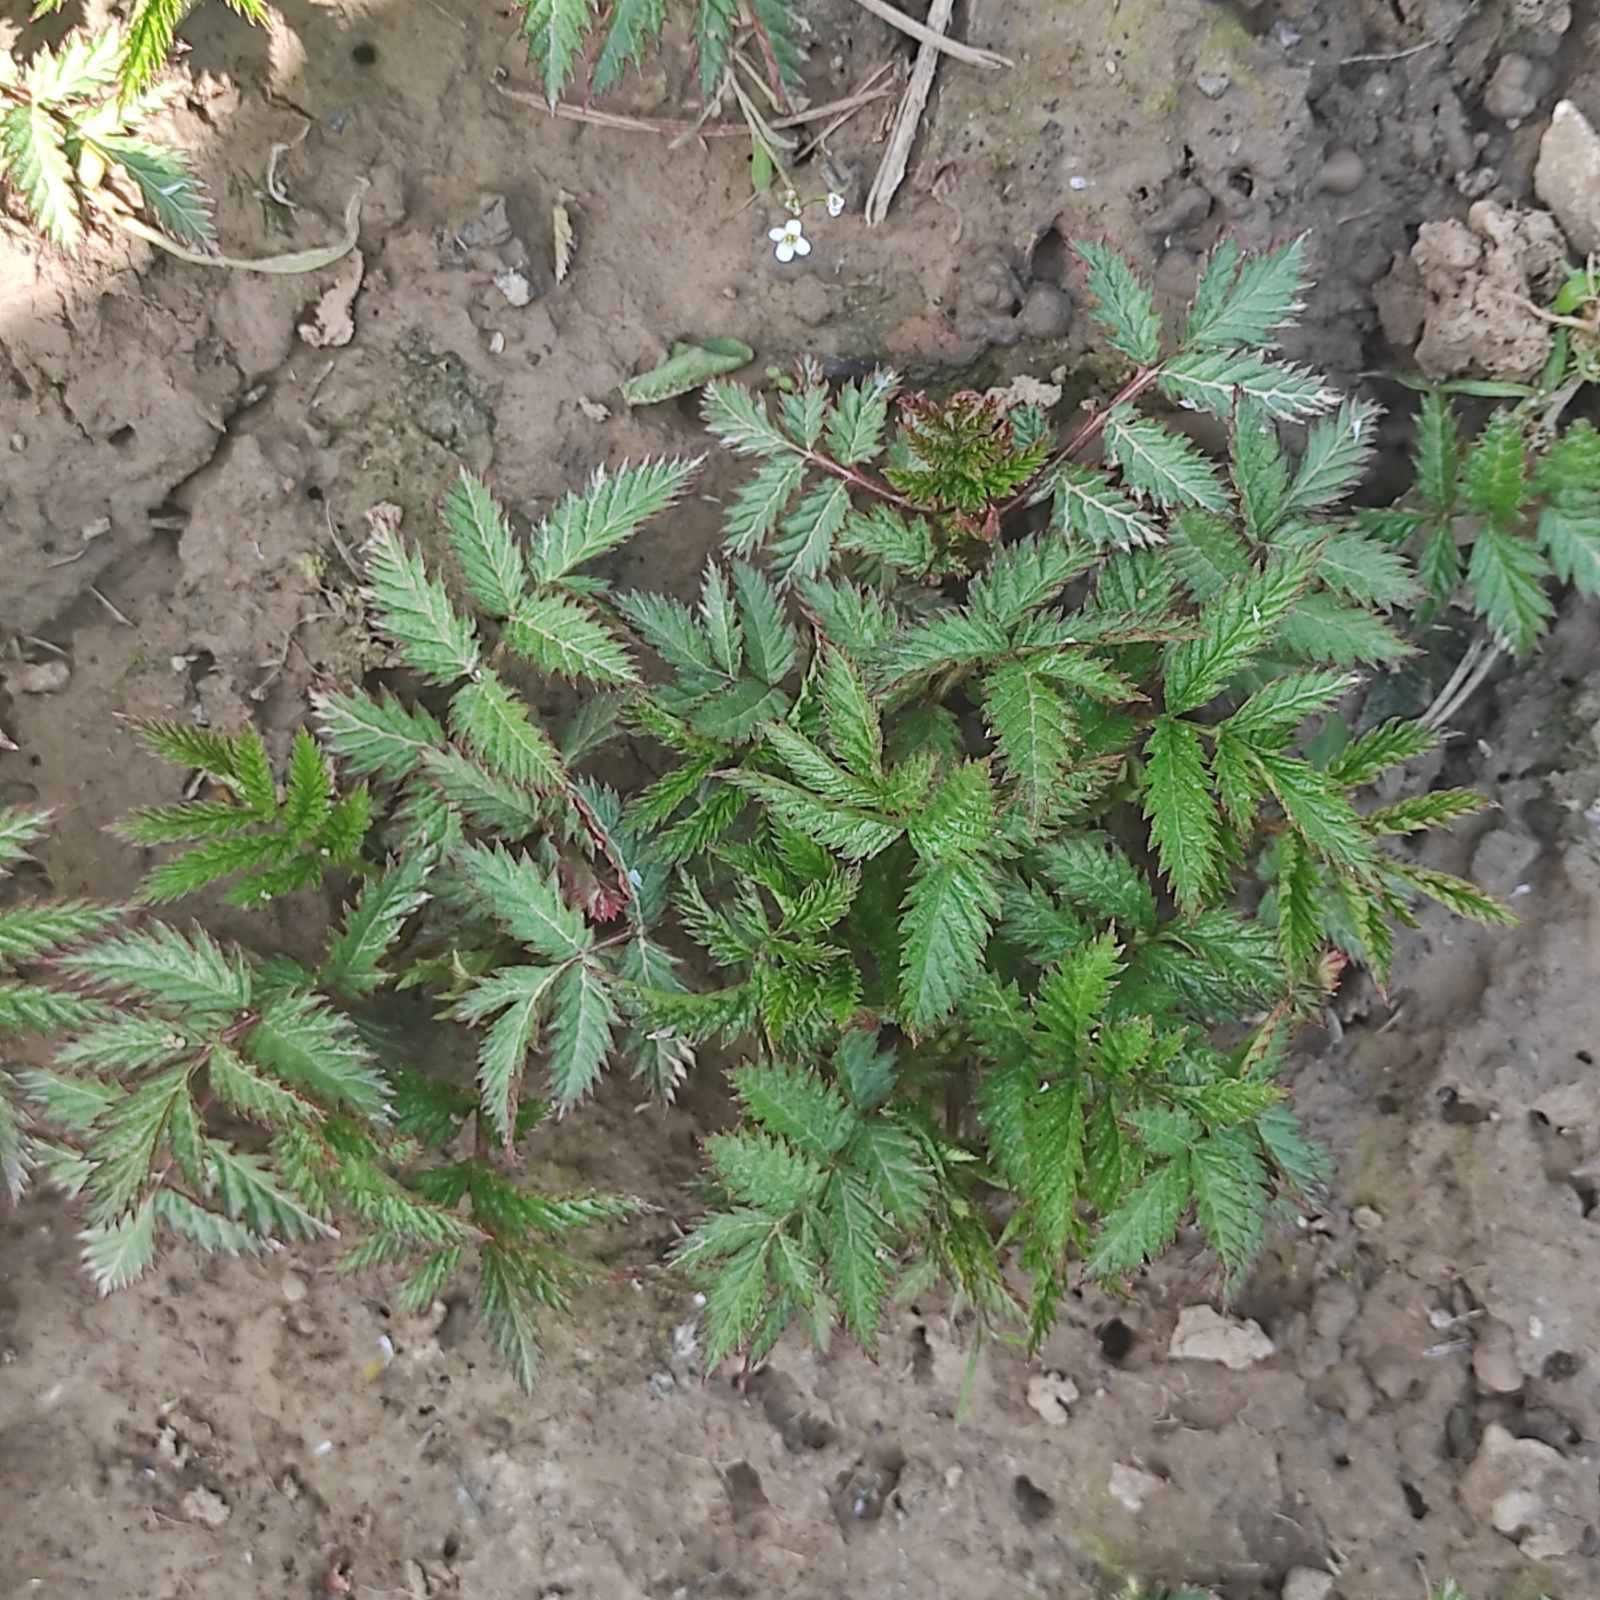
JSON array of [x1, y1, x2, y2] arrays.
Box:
[[731, 560, 798, 685], [1036, 836, 1156, 931], [5, 99, 81, 250], [1227, 669, 1355, 745], [825, 1172, 889, 1349], [458, 843, 592, 957], [280, 729, 333, 842], [1462, 411, 1527, 529], [727, 771, 901, 861], [1414, 391, 1460, 515], [1278, 591, 1413, 667], [1087, 1157, 1190, 1276], [1325, 718, 1434, 786], [818, 646, 882, 780], [1075, 241, 1161, 365], [969, 534, 1093, 627], [418, 748, 543, 835], [1362, 787, 1486, 836], [592, 0, 665, 88], [79, 1199, 158, 1293], [1160, 349, 1336, 422], [1037, 930, 1122, 1053], [1310, 528, 1419, 611], [470, 967, 563, 1143], [824, 370, 897, 465], [1467, 525, 1552, 656], [622, 339, 753, 407], [701, 379, 795, 457], [449, 672, 568, 792], [61, 923, 250, 1012], [1141, 717, 1221, 914], [246, 991, 388, 1119], [1275, 831, 1322, 975], [1164, 546, 1317, 713], [530, 457, 700, 581], [1257, 1103, 1330, 1196], [1388, 862, 1516, 926], [1104, 408, 1229, 512], [874, 608, 1010, 689], [773, 478, 851, 582], [1258, 752, 1374, 874], [1183, 236, 1307, 352], [1052, 464, 1162, 550], [1536, 499, 1600, 596], [312, 688, 446, 784], [364, 524, 480, 684], [0, 900, 121, 962], [477, 1242, 543, 1391], [983, 661, 1072, 825], [520, 0, 599, 103], [96, 136, 214, 250], [1190, 1128, 1267, 1279], [1286, 398, 1380, 514], [505, 591, 638, 685], [899, 853, 998, 1029], [723, 454, 808, 557], [207, 1042, 320, 1128], [1417, 523, 1463, 603], [736, 1061, 855, 1163], [698, 562, 743, 677], [547, 960, 617, 1108], [444, 470, 526, 617], [324, 854, 433, 997]]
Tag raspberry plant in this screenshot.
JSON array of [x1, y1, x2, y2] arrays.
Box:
[[3, 239, 1522, 1384]]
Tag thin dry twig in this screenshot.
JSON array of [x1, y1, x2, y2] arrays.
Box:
[[493, 77, 894, 139], [847, 0, 1012, 69], [87, 586, 134, 627], [794, 60, 896, 162], [1422, 635, 1503, 731], [865, 0, 953, 225]]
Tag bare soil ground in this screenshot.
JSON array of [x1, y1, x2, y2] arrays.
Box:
[[3, 1, 1600, 1596]]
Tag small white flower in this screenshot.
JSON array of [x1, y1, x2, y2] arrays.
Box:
[[783, 188, 802, 217], [826, 191, 846, 218], [769, 219, 811, 263]]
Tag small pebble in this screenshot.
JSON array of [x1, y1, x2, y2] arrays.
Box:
[[1194, 71, 1231, 99], [487, 330, 506, 355], [1283, 1568, 1336, 1600], [9, 433, 25, 452], [493, 270, 533, 308], [80, 516, 111, 542], [280, 1272, 308, 1303], [1352, 1204, 1383, 1231], [1317, 149, 1366, 194]]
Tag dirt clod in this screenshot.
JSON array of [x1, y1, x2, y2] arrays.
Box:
[[1282, 1567, 1336, 1600], [1168, 1305, 1275, 1370], [1459, 1422, 1596, 1558], [1025, 1371, 1079, 1424], [3, 661, 70, 695], [179, 1487, 231, 1528]]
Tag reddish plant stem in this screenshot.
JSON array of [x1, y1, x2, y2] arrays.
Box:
[[805, 447, 919, 509], [998, 363, 1167, 521]]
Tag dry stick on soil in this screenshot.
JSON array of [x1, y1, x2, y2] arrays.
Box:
[[493, 78, 894, 139], [865, 0, 953, 225], [793, 60, 896, 162], [848, 0, 1012, 69], [1423, 636, 1504, 731]]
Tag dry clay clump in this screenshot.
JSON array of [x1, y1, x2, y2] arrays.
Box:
[[1383, 201, 1569, 380]]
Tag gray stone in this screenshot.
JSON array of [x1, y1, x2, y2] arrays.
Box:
[[1282, 1568, 1336, 1600], [1535, 101, 1600, 254], [493, 270, 534, 308], [1194, 70, 1231, 99]]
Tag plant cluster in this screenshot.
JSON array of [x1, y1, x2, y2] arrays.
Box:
[[515, 0, 805, 108], [1, 21, 214, 251], [3, 237, 1531, 1387]]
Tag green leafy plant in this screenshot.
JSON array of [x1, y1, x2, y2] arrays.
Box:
[[1387, 393, 1600, 657], [0, 23, 214, 251], [115, 723, 372, 906], [0, 804, 629, 1388], [515, 0, 805, 107], [7, 237, 1518, 1388], [28, 0, 267, 98]]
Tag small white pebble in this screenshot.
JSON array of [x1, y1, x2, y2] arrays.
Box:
[[692, 1292, 707, 1308], [312, 1439, 334, 1457], [1069, 176, 1089, 191]]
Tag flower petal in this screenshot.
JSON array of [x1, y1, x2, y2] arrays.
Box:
[[775, 242, 795, 262], [792, 235, 811, 257], [769, 226, 787, 243]]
